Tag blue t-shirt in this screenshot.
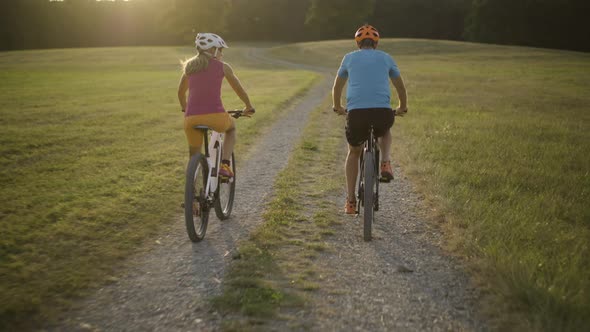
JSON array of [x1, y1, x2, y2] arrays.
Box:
[[337, 49, 400, 111]]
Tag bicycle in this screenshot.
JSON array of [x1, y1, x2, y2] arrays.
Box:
[[356, 126, 379, 241], [356, 113, 396, 241], [184, 109, 252, 242]]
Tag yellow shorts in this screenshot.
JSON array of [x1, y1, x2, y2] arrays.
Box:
[[184, 112, 234, 149]]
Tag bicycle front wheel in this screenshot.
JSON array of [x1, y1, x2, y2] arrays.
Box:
[[363, 151, 375, 241], [185, 153, 210, 242], [215, 153, 236, 220]]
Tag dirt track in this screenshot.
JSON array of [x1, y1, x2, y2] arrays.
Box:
[[48, 47, 486, 331]]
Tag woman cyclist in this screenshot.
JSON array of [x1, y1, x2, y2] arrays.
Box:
[[332, 25, 408, 214], [177, 33, 255, 178]]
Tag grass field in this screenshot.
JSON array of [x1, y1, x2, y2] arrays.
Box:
[[0, 46, 318, 329], [2, 40, 588, 330], [272, 39, 590, 330]]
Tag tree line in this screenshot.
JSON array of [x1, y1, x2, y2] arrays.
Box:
[[0, 0, 587, 52]]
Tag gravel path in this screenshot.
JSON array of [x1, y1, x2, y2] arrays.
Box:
[[47, 47, 487, 331], [303, 166, 487, 331]]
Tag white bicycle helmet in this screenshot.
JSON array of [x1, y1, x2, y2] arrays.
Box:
[[195, 33, 228, 50]]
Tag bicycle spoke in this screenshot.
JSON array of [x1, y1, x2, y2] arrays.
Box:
[[215, 153, 236, 220]]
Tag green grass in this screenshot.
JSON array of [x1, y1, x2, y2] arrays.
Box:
[[272, 39, 590, 330], [0, 46, 319, 330], [3, 40, 588, 330], [212, 97, 343, 329]]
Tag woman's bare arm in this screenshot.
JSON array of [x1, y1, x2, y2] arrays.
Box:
[[177, 74, 188, 112], [223, 62, 254, 111]]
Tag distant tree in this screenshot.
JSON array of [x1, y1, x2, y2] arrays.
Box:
[[167, 0, 227, 44], [305, 0, 376, 40], [0, 1, 19, 50], [0, 0, 51, 50], [44, 0, 70, 48], [223, 0, 310, 41], [1, 0, 586, 52], [279, 0, 312, 41], [465, 0, 589, 52], [370, 0, 469, 40]]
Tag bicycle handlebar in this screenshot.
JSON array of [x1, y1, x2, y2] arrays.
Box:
[[228, 109, 256, 119]]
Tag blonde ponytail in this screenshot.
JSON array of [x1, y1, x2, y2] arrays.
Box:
[[181, 51, 212, 76]]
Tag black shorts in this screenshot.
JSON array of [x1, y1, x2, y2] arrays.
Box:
[[345, 108, 395, 146]]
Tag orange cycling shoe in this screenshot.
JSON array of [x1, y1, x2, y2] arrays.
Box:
[[380, 161, 394, 181], [344, 198, 356, 215], [219, 163, 234, 178]]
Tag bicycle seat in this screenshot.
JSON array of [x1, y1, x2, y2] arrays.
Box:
[[193, 125, 211, 131]]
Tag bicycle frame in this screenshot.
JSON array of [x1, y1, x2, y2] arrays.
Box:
[[357, 128, 380, 214], [184, 109, 249, 242], [200, 130, 234, 202], [356, 127, 381, 241], [192, 109, 245, 206]]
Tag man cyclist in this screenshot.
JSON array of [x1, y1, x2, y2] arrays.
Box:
[[332, 24, 408, 214]]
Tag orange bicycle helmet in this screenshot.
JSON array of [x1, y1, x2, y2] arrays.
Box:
[[355, 24, 380, 48]]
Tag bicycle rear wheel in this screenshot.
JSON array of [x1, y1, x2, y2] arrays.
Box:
[[363, 151, 375, 241], [215, 153, 236, 220], [185, 154, 210, 242]]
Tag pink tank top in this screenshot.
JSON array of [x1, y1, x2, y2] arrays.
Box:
[[185, 59, 225, 116]]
